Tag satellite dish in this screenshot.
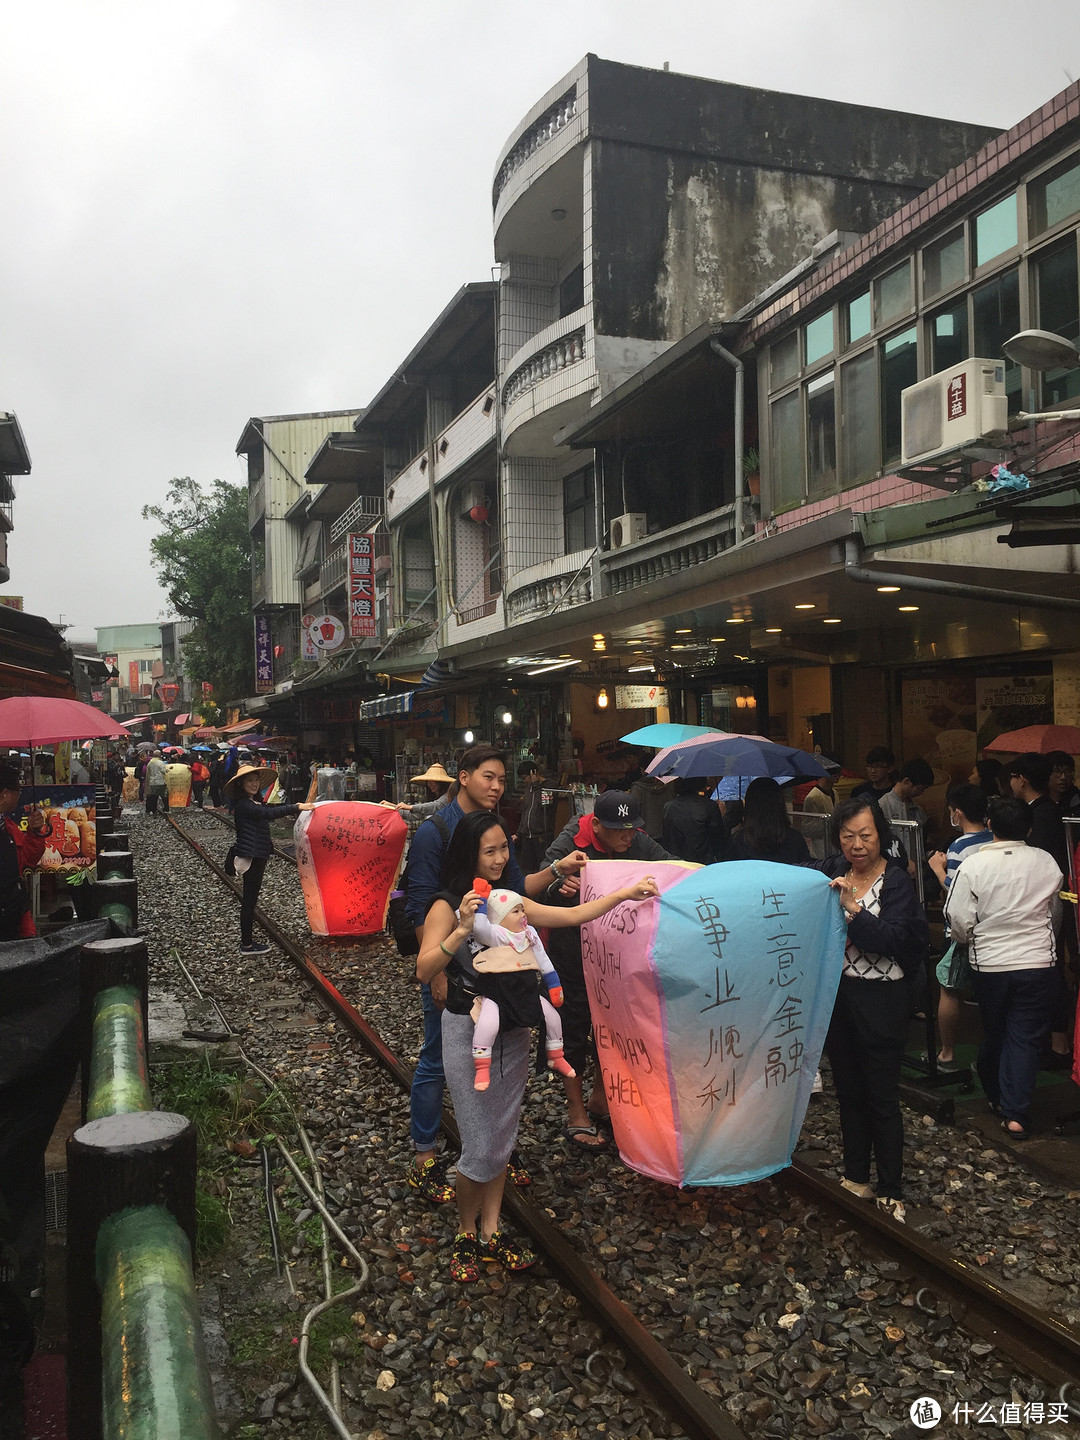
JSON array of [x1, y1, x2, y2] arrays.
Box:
[[1002, 329, 1080, 371]]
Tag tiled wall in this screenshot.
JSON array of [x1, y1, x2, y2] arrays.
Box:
[[499, 255, 560, 372], [502, 457, 562, 579], [433, 389, 496, 487], [767, 473, 941, 533]]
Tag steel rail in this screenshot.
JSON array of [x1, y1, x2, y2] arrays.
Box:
[[166, 814, 747, 1440], [781, 1160, 1080, 1391]]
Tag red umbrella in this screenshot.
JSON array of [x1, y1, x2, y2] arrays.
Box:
[[0, 695, 127, 747], [984, 724, 1080, 756]]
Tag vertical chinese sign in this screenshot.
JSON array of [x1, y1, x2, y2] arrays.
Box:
[[347, 532, 376, 639], [580, 858, 846, 1187], [254, 615, 273, 693]]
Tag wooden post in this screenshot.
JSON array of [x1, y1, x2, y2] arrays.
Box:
[[66, 1111, 197, 1440], [90, 876, 137, 930], [86, 985, 151, 1121], [102, 831, 130, 852], [97, 849, 134, 880], [79, 936, 150, 1121]]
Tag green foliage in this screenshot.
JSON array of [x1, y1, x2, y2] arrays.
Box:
[[142, 478, 253, 705]]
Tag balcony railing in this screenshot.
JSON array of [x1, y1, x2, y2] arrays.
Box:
[[506, 568, 592, 625], [493, 86, 578, 205], [319, 545, 347, 594], [600, 505, 738, 596], [330, 493, 385, 547], [502, 327, 585, 411]]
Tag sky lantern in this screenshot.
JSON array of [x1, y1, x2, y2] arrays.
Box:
[[294, 803, 407, 936]]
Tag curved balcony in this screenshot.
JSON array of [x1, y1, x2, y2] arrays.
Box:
[[600, 505, 739, 596], [504, 551, 593, 625], [501, 314, 593, 455]]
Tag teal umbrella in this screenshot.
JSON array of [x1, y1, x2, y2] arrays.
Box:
[[619, 722, 718, 748]]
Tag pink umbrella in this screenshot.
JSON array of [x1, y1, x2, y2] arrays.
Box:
[[984, 724, 1080, 755], [0, 695, 126, 747]]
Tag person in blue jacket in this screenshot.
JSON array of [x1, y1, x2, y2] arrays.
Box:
[[227, 763, 313, 955]]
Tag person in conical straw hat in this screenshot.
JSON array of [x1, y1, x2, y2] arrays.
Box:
[[226, 764, 313, 955], [393, 761, 457, 831]]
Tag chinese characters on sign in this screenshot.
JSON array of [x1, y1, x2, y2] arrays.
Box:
[[254, 614, 273, 694], [347, 532, 376, 638], [947, 371, 967, 421]]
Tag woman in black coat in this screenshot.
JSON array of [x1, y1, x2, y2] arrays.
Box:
[[729, 776, 810, 865], [227, 764, 312, 954], [813, 797, 928, 1223]]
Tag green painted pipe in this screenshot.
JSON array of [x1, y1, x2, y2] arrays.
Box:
[[87, 985, 151, 1121], [96, 1206, 218, 1440], [99, 901, 134, 930]]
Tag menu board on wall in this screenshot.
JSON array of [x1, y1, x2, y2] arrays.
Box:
[[975, 674, 1054, 747], [1053, 656, 1080, 728]]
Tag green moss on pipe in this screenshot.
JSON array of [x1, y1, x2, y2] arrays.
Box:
[[87, 985, 151, 1121]]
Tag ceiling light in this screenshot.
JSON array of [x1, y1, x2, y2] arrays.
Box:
[[596, 688, 609, 709], [463, 730, 475, 744], [593, 642, 606, 650], [559, 653, 572, 658], [765, 627, 782, 634], [592, 634, 605, 640], [671, 644, 686, 650], [551, 207, 568, 221], [501, 711, 513, 725], [709, 637, 726, 643], [795, 603, 815, 611], [823, 617, 841, 625], [876, 585, 900, 594], [527, 658, 582, 675], [898, 605, 920, 612], [675, 628, 692, 634], [627, 664, 655, 673], [727, 617, 745, 625]]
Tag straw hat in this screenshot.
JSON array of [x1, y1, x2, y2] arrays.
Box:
[[225, 763, 277, 796], [410, 762, 453, 785]]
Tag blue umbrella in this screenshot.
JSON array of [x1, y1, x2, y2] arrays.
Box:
[[619, 722, 718, 748], [712, 774, 794, 801], [646, 731, 828, 782]]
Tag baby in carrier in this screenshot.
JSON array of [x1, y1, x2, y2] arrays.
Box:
[[464, 881, 576, 1091]]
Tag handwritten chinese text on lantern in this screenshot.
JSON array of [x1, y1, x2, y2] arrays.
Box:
[[294, 802, 407, 936], [580, 858, 846, 1187]]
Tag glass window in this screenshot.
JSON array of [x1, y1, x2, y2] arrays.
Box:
[[875, 262, 913, 326], [930, 300, 968, 374], [804, 312, 835, 366], [974, 194, 1018, 266], [845, 291, 871, 344], [881, 327, 918, 461], [1030, 156, 1080, 235], [770, 391, 802, 509], [972, 267, 1021, 404], [771, 332, 799, 386], [1035, 241, 1080, 405], [563, 465, 595, 553], [923, 227, 966, 298], [840, 350, 878, 487], [559, 262, 584, 318], [806, 371, 836, 497]]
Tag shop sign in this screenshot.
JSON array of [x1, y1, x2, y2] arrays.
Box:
[[254, 615, 273, 693], [0, 596, 24, 610], [128, 661, 140, 692], [347, 532, 376, 638], [615, 684, 669, 710], [975, 673, 1053, 747], [300, 613, 319, 662], [411, 691, 451, 724], [302, 613, 345, 655], [901, 673, 977, 786], [300, 697, 356, 724]]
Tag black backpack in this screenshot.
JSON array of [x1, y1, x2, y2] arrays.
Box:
[[388, 812, 450, 957]]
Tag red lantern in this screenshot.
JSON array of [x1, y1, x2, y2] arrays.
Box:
[[469, 504, 489, 523]]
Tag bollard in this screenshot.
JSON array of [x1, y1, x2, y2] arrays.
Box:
[[96, 1205, 218, 1440], [102, 831, 130, 853], [86, 985, 151, 1121], [97, 849, 134, 880], [67, 1111, 198, 1440], [80, 936, 150, 1120], [90, 875, 138, 930]]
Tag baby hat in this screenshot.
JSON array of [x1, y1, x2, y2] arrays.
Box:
[[487, 888, 524, 928]]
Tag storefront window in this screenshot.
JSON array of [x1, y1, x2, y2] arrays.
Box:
[[806, 371, 836, 497], [923, 227, 966, 298], [881, 327, 918, 461], [930, 299, 968, 375], [1030, 156, 1080, 235], [771, 332, 799, 385], [770, 391, 802, 509], [840, 350, 878, 487], [1035, 240, 1080, 405], [972, 267, 1021, 403], [974, 193, 1018, 267], [804, 312, 835, 367], [845, 290, 871, 344], [875, 262, 913, 327]]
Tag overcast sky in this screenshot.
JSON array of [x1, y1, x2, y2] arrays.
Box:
[[2, 0, 1078, 645]]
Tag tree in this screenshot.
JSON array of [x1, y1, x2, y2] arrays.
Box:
[[142, 478, 254, 705]]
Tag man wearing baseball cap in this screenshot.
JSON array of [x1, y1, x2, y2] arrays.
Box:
[[543, 790, 673, 1150]]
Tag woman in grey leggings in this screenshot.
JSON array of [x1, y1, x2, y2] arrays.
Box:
[[417, 809, 658, 1282]]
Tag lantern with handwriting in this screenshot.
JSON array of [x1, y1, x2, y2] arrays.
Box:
[[580, 858, 846, 1186], [165, 763, 192, 809], [294, 803, 407, 936]]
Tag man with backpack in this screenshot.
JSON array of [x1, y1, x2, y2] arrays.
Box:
[[402, 744, 587, 1201]]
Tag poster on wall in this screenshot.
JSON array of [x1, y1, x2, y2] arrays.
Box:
[[17, 786, 98, 874], [975, 673, 1053, 748], [254, 615, 273, 693], [300, 614, 319, 661], [347, 532, 376, 638], [615, 684, 669, 710], [901, 673, 978, 785], [1053, 657, 1080, 728]]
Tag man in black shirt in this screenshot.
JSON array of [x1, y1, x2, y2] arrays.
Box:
[[850, 746, 897, 805]]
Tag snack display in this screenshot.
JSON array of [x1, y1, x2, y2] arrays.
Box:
[[33, 800, 98, 870]]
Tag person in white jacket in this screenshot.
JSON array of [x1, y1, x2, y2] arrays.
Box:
[[943, 796, 1062, 1139]]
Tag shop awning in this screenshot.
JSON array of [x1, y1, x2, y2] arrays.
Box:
[[220, 717, 261, 735], [118, 715, 153, 728], [174, 712, 191, 726], [359, 692, 413, 721]]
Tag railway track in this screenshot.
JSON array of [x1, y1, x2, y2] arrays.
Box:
[[165, 811, 1080, 1433]]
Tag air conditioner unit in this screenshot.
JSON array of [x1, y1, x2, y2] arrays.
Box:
[[609, 512, 647, 549], [900, 358, 1008, 467], [460, 481, 486, 517]]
